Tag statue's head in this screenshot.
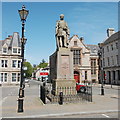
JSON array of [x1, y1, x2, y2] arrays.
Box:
[[60, 14, 64, 20]]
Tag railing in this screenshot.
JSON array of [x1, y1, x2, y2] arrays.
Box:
[[40, 84, 92, 104]]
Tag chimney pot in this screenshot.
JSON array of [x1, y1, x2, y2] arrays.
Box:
[[107, 28, 115, 37]]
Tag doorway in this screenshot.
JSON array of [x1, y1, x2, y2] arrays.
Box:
[[74, 71, 80, 83]]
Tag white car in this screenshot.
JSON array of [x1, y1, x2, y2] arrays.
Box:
[[25, 79, 29, 83]]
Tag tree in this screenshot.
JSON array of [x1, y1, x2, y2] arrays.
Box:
[[38, 59, 48, 68], [42, 59, 45, 63], [23, 61, 33, 78], [33, 64, 37, 71]]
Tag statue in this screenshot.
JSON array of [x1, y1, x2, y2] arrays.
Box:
[[55, 14, 70, 49]]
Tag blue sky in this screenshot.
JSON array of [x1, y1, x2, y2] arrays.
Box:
[[2, 2, 118, 65]]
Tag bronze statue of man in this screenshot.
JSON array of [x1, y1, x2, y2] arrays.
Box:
[[55, 14, 70, 49]]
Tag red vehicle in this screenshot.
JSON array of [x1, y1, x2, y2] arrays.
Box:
[[76, 83, 86, 93]]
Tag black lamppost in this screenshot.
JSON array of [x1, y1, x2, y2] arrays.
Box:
[[17, 5, 29, 112], [98, 43, 104, 96]]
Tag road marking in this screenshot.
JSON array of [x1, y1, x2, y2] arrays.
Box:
[[3, 110, 118, 118], [102, 114, 110, 118]]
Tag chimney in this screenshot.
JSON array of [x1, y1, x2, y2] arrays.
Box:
[[80, 37, 84, 42], [7, 35, 12, 39], [107, 28, 115, 37]]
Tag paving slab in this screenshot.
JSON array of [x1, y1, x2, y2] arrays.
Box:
[[2, 93, 118, 118]]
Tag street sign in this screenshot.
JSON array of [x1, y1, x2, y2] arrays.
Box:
[[40, 72, 48, 76]]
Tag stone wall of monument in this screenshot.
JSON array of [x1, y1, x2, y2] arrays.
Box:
[[49, 51, 57, 82]]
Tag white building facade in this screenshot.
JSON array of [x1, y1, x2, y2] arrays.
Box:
[[99, 29, 120, 85], [0, 32, 21, 85], [32, 67, 49, 81]]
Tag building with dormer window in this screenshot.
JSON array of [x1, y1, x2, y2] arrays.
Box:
[[68, 35, 99, 84], [0, 32, 21, 85]]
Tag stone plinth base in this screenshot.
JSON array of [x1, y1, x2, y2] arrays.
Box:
[[50, 47, 77, 96], [52, 79, 77, 95]]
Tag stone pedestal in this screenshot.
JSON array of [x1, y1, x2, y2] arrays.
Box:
[[50, 48, 76, 95]]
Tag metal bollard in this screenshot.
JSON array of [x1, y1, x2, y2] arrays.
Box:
[[59, 92, 63, 105], [40, 86, 46, 104], [101, 85, 104, 95], [18, 98, 24, 112], [43, 82, 46, 87]]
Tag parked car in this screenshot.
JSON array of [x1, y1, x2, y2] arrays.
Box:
[[25, 78, 29, 83], [76, 83, 86, 93]]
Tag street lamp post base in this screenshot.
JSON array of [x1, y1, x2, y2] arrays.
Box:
[[17, 98, 24, 112], [101, 87, 104, 95]]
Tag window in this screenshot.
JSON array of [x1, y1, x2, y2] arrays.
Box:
[[92, 79, 96, 83], [116, 42, 118, 49], [71, 49, 81, 65], [18, 73, 20, 82], [111, 56, 114, 65], [12, 73, 16, 82], [116, 55, 118, 65], [1, 60, 4, 67], [0, 73, 7, 82], [107, 46, 109, 52], [118, 70, 120, 80], [18, 61, 21, 68], [91, 59, 96, 75], [18, 48, 21, 54], [3, 48, 7, 53], [107, 57, 110, 66], [1, 73, 3, 82], [74, 41, 77, 46], [5, 60, 8, 67], [113, 71, 115, 80], [13, 48, 17, 53], [111, 44, 113, 50], [1, 60, 8, 68], [12, 60, 17, 68], [4, 73, 7, 82], [85, 71, 87, 80]]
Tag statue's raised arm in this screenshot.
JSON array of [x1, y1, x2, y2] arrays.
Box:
[[55, 14, 70, 49]]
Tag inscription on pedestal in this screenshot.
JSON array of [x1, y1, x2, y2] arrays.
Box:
[[60, 55, 70, 78]]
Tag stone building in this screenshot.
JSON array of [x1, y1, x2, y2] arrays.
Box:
[[0, 32, 21, 85], [68, 35, 99, 84], [32, 67, 49, 81], [98, 28, 120, 85]]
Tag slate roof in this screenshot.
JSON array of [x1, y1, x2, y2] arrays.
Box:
[[103, 31, 119, 45], [9, 32, 21, 48], [86, 44, 99, 55], [0, 32, 21, 52]]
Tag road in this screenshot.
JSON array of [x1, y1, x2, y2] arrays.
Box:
[[92, 84, 118, 96], [1, 80, 119, 104], [47, 111, 118, 118], [1, 80, 119, 118], [1, 80, 118, 98], [1, 79, 41, 98]]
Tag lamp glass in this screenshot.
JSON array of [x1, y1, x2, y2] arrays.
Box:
[[18, 9, 29, 21]]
